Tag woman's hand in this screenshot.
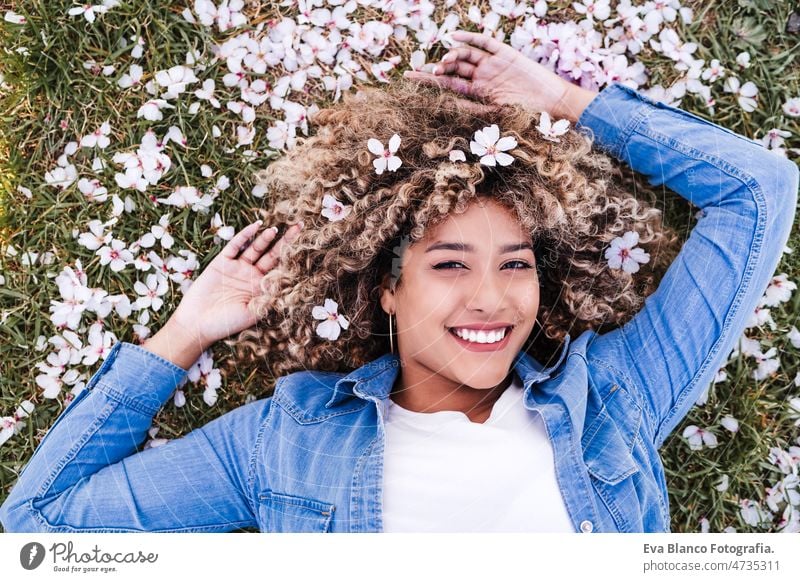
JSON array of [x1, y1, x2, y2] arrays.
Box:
[[403, 30, 598, 123], [167, 220, 304, 349]]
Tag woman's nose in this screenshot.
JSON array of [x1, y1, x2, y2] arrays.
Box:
[[462, 273, 511, 313]]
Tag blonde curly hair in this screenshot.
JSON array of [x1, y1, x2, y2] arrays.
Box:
[[219, 78, 681, 384]]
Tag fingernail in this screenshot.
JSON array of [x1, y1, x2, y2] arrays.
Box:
[[255, 220, 263, 226], [270, 226, 278, 233], [433, 66, 440, 75], [297, 221, 304, 229]]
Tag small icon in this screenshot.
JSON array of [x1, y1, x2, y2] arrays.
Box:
[[20, 542, 46, 570]]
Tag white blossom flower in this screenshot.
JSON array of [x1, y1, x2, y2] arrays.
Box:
[[82, 323, 115, 366], [723, 77, 758, 112], [134, 273, 169, 311], [166, 250, 200, 294], [137, 99, 175, 121], [572, 0, 610, 23], [44, 163, 77, 190], [682, 425, 718, 450], [760, 128, 791, 151], [760, 273, 796, 307], [735, 51, 751, 69], [78, 219, 112, 250], [4, 10, 26, 24], [787, 326, 800, 349], [449, 149, 466, 162], [138, 215, 175, 250], [470, 124, 517, 167], [321, 194, 352, 222], [187, 350, 221, 406], [77, 178, 108, 203], [0, 400, 34, 446], [604, 231, 650, 273], [745, 305, 775, 330], [783, 97, 800, 118], [118, 64, 143, 89], [367, 133, 402, 175], [788, 397, 800, 426], [210, 213, 235, 244], [720, 415, 739, 433], [154, 65, 199, 100], [195, 78, 221, 108], [536, 111, 571, 142], [68, 4, 108, 23], [156, 185, 215, 213], [739, 499, 772, 528], [312, 298, 350, 341], [752, 347, 780, 381], [97, 239, 134, 272], [79, 121, 111, 149]]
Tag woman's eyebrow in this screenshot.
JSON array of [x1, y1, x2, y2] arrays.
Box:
[[425, 241, 535, 253]]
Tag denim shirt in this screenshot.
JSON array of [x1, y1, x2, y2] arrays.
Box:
[[1, 83, 797, 533]]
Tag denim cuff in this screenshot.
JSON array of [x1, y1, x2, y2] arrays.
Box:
[[86, 341, 189, 416], [576, 82, 656, 161]]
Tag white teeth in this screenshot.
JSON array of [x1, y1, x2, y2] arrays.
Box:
[[452, 327, 509, 344]]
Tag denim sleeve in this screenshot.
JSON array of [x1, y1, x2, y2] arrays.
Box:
[[577, 83, 799, 450], [0, 341, 269, 532]]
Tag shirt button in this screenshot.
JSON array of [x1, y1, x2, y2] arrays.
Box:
[[580, 520, 593, 533]]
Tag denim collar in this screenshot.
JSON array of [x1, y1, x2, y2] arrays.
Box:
[[325, 333, 572, 408]]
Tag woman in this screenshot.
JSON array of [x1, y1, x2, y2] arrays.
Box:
[[1, 31, 797, 533]]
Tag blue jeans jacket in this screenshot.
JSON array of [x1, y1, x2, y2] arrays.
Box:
[[1, 83, 797, 533]]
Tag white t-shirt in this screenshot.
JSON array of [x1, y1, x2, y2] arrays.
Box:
[[382, 373, 575, 532]]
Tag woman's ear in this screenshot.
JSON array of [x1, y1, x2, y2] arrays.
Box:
[[379, 272, 396, 315]]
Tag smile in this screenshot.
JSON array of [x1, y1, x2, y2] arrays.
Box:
[[447, 326, 513, 351]]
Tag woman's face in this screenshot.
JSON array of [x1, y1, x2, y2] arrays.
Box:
[[380, 198, 540, 391]]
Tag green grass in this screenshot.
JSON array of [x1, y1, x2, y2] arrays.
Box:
[[0, 0, 799, 533]]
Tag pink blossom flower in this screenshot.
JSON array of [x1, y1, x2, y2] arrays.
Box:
[[604, 231, 650, 273], [321, 194, 352, 222], [312, 298, 350, 341], [536, 111, 570, 142], [682, 425, 718, 450], [368, 133, 402, 175], [470, 124, 517, 167]]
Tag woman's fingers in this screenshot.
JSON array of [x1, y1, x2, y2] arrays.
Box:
[[255, 222, 304, 272], [435, 57, 478, 79], [450, 30, 504, 55], [221, 221, 263, 260], [440, 46, 487, 67], [404, 69, 480, 98], [239, 224, 279, 264]]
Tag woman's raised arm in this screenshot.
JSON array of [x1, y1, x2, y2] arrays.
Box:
[[0, 221, 303, 531], [574, 84, 798, 448]]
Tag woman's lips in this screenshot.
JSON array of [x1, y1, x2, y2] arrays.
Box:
[[447, 326, 513, 352]]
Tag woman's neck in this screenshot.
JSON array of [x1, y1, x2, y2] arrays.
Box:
[[388, 367, 514, 424]]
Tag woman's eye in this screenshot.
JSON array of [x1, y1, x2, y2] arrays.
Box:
[[432, 261, 533, 270], [504, 260, 533, 270], [433, 261, 465, 270]]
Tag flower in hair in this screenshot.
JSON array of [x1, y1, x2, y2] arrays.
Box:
[[449, 149, 466, 162], [367, 133, 402, 175], [321, 193, 352, 222], [604, 231, 650, 274], [312, 298, 350, 341], [469, 124, 517, 167], [536, 111, 570, 142]]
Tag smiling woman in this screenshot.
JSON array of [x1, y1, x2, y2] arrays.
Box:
[[0, 32, 797, 534]]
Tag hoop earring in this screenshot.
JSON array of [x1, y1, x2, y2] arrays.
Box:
[[389, 312, 395, 355]]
